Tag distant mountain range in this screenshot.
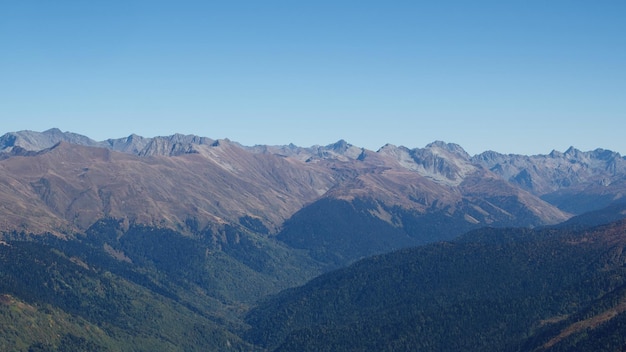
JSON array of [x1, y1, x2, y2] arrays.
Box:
[[2, 128, 626, 351], [1, 129, 624, 238]]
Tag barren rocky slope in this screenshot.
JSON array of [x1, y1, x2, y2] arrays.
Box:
[[0, 129, 578, 239]]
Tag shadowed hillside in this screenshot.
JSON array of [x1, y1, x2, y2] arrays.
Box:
[[246, 218, 626, 351]]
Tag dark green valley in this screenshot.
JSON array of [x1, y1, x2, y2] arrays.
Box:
[[247, 214, 626, 351]]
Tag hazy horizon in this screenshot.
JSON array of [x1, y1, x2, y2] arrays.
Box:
[[3, 126, 623, 158], [1, 1, 624, 156]]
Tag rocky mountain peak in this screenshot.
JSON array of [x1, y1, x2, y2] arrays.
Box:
[[373, 142, 478, 186], [305, 140, 363, 161], [549, 149, 563, 158], [0, 128, 99, 153], [590, 148, 622, 161], [376, 143, 409, 156], [328, 139, 351, 152], [471, 150, 519, 168], [564, 146, 584, 159], [103, 134, 150, 154], [210, 138, 237, 148], [377, 143, 399, 152], [425, 140, 471, 159]]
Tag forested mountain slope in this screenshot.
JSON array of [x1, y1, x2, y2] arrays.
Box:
[[246, 217, 626, 351]]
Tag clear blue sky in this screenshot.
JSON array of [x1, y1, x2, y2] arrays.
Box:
[[1, 1, 625, 155]]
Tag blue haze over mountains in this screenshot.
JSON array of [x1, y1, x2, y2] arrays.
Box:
[[2, 128, 626, 350], [2, 128, 624, 215], [2, 127, 626, 261]]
